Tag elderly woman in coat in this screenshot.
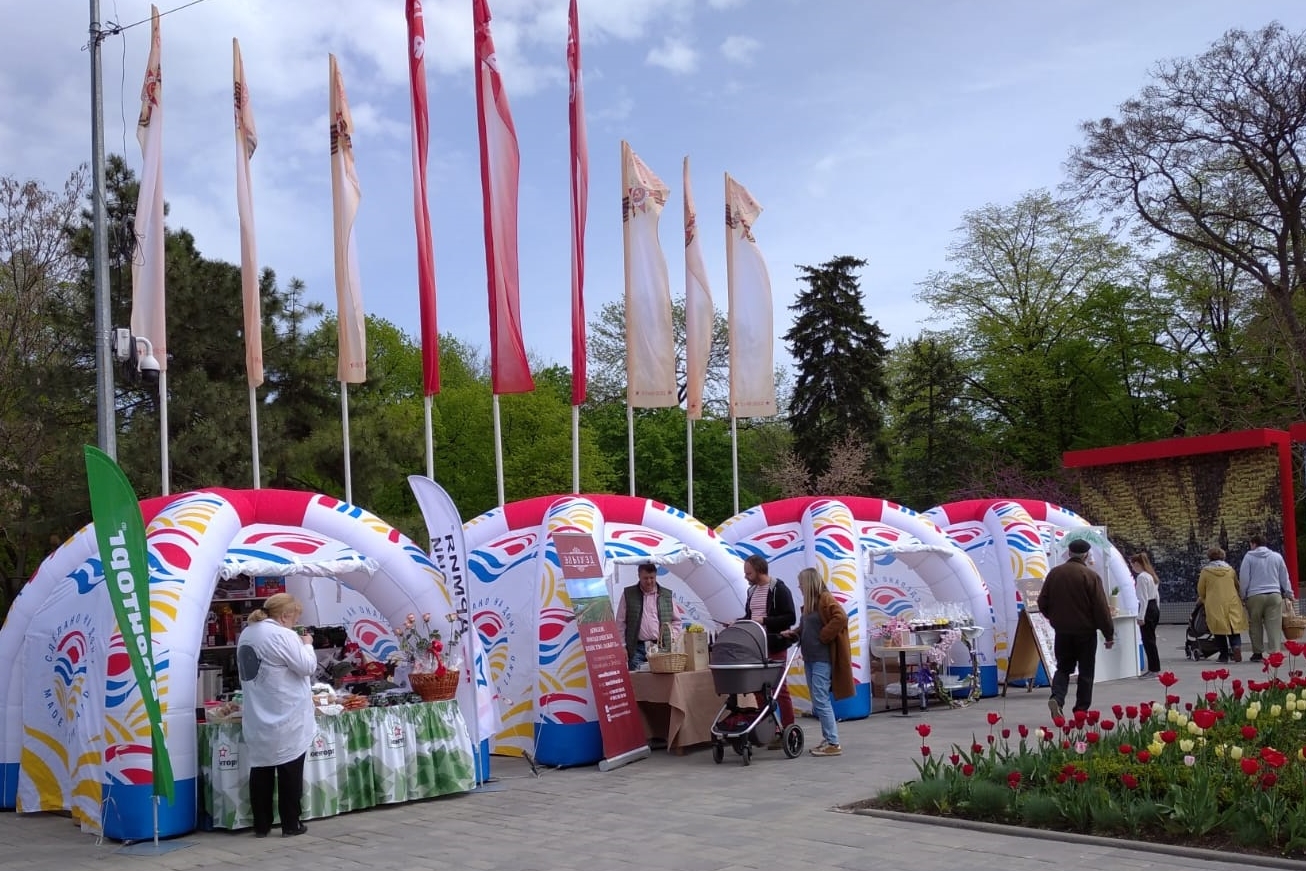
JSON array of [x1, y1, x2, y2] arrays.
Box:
[[1197, 546, 1247, 664], [781, 568, 853, 757]]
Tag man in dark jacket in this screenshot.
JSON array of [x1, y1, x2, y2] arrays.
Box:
[[1037, 539, 1115, 718], [743, 555, 796, 746]]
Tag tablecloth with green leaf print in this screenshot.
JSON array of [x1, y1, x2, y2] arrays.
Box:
[[199, 701, 475, 830]]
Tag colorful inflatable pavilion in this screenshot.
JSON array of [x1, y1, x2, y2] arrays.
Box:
[[924, 498, 1140, 681], [464, 494, 746, 768], [0, 488, 477, 840], [716, 497, 998, 717]]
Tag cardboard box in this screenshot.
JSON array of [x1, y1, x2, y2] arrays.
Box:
[[683, 632, 709, 671]]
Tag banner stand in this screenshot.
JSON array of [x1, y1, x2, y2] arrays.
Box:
[[598, 745, 651, 772]]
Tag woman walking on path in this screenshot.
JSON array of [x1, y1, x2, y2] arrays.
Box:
[[782, 568, 853, 757], [1197, 547, 1246, 664], [1130, 553, 1162, 677]]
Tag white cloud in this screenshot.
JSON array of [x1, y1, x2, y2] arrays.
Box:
[[708, 0, 748, 8], [646, 37, 698, 74], [720, 35, 761, 65]]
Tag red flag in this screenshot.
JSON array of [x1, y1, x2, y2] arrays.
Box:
[[567, 0, 589, 406], [407, 0, 440, 396], [474, 0, 533, 394]]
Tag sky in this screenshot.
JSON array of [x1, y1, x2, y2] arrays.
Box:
[[6, 0, 1306, 382]]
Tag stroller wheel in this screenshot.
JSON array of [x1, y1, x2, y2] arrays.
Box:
[[733, 739, 746, 755], [712, 742, 724, 764], [742, 744, 752, 766], [781, 724, 804, 759]]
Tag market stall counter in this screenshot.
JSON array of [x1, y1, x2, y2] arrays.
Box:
[[199, 699, 474, 830], [630, 669, 724, 754]]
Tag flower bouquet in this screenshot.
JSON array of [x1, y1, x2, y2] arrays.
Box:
[[389, 612, 463, 701]]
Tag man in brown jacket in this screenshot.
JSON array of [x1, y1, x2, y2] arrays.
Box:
[[1037, 538, 1115, 718]]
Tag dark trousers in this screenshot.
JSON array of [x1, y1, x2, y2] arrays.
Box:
[[1050, 630, 1098, 712], [249, 752, 306, 835], [1140, 601, 1160, 673]]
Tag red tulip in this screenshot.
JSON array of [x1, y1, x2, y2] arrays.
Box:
[[1085, 732, 1100, 744], [1192, 709, 1217, 730], [1073, 770, 1088, 784], [1166, 694, 1180, 706], [1267, 652, 1286, 669], [987, 712, 1001, 726], [1120, 773, 1139, 789], [1201, 669, 1215, 682], [1111, 704, 1124, 719], [949, 753, 960, 765], [1261, 773, 1278, 790], [1242, 725, 1259, 741], [1158, 671, 1179, 687], [1136, 750, 1151, 763], [1018, 724, 1029, 738], [1118, 744, 1133, 755], [1085, 709, 1101, 725], [1125, 705, 1139, 720], [1216, 668, 1230, 681], [915, 723, 932, 738], [1139, 703, 1153, 720], [1052, 714, 1066, 728], [1240, 758, 1260, 776], [920, 745, 932, 757], [1204, 692, 1218, 704], [1232, 682, 1246, 700], [1056, 772, 1068, 784], [1007, 771, 1022, 789], [1073, 709, 1088, 725], [1260, 747, 1287, 769], [987, 734, 996, 744], [961, 763, 974, 777], [1001, 728, 1011, 739], [972, 742, 984, 754], [1160, 730, 1177, 744], [1285, 639, 1305, 657], [1100, 719, 1115, 731]]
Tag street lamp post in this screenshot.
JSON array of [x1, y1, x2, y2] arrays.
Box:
[[90, 0, 115, 459]]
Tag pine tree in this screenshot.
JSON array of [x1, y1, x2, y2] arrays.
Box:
[[783, 256, 889, 481]]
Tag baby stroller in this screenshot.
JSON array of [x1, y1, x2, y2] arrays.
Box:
[[708, 620, 804, 765], [1185, 602, 1223, 660]]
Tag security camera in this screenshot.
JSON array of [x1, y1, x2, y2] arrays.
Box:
[[134, 336, 161, 386]]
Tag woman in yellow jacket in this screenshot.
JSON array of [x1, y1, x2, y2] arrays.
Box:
[[782, 568, 853, 757], [1197, 546, 1247, 663]]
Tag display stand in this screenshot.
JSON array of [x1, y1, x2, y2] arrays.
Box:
[[876, 645, 934, 716], [1002, 610, 1053, 695]]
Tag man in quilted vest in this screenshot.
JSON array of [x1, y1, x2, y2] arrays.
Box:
[[617, 562, 674, 670]]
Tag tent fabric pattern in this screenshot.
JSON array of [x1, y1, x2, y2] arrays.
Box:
[[0, 488, 465, 841], [465, 493, 746, 764]]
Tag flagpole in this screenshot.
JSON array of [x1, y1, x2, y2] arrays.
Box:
[[686, 416, 695, 516], [90, 0, 116, 459], [627, 404, 636, 497], [730, 415, 739, 516], [249, 386, 260, 488], [159, 372, 170, 496], [571, 407, 580, 493], [493, 394, 505, 506], [424, 396, 435, 480], [341, 385, 353, 504]]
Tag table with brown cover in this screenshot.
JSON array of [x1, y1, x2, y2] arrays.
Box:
[[629, 669, 724, 754]]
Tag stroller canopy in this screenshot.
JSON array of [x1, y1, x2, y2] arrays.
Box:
[[710, 620, 769, 667]]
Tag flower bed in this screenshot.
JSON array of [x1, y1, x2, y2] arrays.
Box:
[[866, 643, 1306, 858]]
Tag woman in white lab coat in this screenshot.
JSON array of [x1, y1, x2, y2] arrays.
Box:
[[237, 593, 318, 838]]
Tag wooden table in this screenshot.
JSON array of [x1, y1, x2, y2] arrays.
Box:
[[629, 669, 724, 754], [876, 645, 935, 716]]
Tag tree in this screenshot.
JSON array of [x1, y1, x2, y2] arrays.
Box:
[[916, 191, 1143, 476], [884, 335, 983, 508], [0, 169, 94, 612], [784, 256, 889, 481], [1069, 22, 1306, 416]]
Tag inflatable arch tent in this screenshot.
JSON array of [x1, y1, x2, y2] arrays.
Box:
[[464, 494, 746, 767], [715, 497, 998, 717], [0, 488, 475, 841], [924, 499, 1140, 682]]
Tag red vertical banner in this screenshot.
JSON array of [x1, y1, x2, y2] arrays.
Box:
[[567, 0, 588, 405], [406, 0, 440, 395], [553, 532, 647, 762]]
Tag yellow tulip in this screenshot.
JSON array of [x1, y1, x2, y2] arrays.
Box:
[[1271, 704, 1283, 718], [1187, 722, 1202, 735], [1148, 742, 1165, 756], [1294, 712, 1303, 721], [1230, 746, 1244, 760], [1179, 739, 1195, 752], [1246, 708, 1259, 721], [1216, 744, 1226, 758]]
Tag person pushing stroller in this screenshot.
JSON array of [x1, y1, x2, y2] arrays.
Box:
[[742, 556, 797, 748]]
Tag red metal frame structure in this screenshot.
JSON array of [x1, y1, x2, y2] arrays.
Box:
[[1063, 429, 1298, 590]]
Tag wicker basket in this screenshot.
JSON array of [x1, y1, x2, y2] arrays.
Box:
[[1284, 599, 1306, 641], [648, 652, 687, 674], [409, 670, 459, 702]]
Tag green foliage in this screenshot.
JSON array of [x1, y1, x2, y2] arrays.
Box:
[[784, 256, 889, 484], [964, 779, 1013, 820]]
